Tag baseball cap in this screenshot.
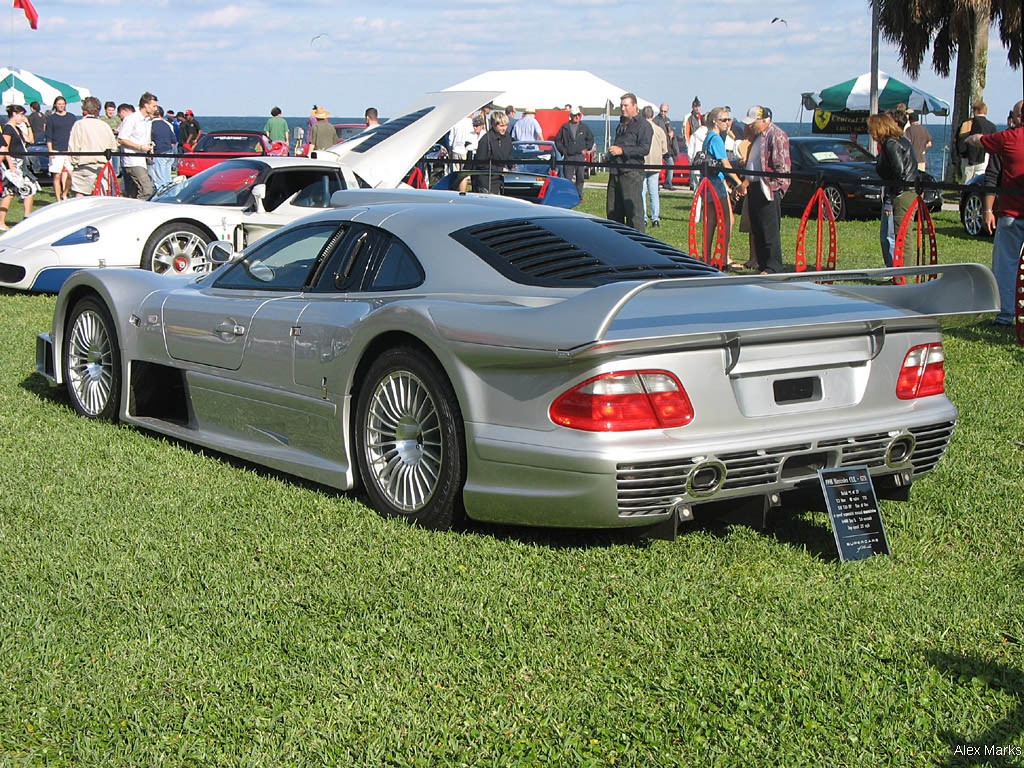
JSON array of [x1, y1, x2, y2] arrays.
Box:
[[741, 105, 772, 124], [185, 109, 194, 116], [472, 115, 485, 127], [570, 106, 583, 116]]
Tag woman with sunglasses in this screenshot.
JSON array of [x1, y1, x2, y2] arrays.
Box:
[[699, 107, 743, 267]]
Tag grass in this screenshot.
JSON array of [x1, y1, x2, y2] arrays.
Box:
[[0, 189, 1022, 766]]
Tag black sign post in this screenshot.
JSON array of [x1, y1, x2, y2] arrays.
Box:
[[818, 467, 890, 561]]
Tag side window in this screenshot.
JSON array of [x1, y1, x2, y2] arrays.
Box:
[[262, 171, 345, 211], [215, 223, 340, 291], [367, 239, 424, 291], [292, 174, 347, 208]]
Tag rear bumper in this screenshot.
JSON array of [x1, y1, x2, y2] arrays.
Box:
[[462, 405, 957, 528]]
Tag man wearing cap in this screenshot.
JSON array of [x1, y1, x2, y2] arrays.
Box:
[[511, 107, 543, 142], [734, 105, 790, 274], [606, 92, 653, 233], [179, 109, 202, 152], [554, 106, 595, 197], [683, 97, 702, 148]]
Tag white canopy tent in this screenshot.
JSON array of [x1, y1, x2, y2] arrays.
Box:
[[443, 69, 656, 149]]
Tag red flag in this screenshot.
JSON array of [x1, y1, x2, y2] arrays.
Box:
[[14, 0, 39, 29]]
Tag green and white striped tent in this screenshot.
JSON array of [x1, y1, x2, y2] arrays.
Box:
[[801, 71, 950, 116], [0, 66, 90, 108]]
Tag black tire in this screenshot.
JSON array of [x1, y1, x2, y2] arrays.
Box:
[[354, 347, 465, 529], [63, 297, 121, 422], [822, 185, 846, 221], [142, 222, 212, 275], [961, 192, 984, 236]]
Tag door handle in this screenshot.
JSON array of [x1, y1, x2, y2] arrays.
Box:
[[214, 321, 246, 337]]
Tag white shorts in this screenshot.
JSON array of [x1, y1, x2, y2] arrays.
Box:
[[49, 155, 73, 174]]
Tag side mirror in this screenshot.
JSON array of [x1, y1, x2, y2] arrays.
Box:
[[205, 240, 235, 265], [251, 183, 267, 213]]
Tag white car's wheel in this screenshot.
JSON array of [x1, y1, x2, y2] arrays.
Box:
[[354, 347, 465, 529], [63, 297, 121, 421], [142, 223, 211, 275], [961, 192, 984, 236]]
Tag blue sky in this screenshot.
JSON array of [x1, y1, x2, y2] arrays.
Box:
[[5, 0, 1022, 122]]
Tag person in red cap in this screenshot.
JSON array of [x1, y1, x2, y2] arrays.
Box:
[[179, 109, 202, 151]]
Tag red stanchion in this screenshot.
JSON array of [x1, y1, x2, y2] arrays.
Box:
[[92, 162, 120, 197], [403, 166, 426, 189], [687, 176, 726, 270], [795, 187, 838, 272], [892, 196, 938, 285]]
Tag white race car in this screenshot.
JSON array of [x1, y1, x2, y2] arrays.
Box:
[[0, 90, 497, 292]]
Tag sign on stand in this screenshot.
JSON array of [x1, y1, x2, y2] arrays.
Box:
[[818, 467, 890, 561]]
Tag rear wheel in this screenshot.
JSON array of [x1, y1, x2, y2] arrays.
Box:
[[142, 223, 212, 275], [961, 191, 984, 236], [63, 297, 121, 421], [354, 347, 465, 529]]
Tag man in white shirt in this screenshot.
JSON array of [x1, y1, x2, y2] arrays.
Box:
[[511, 108, 543, 142], [117, 91, 159, 199]]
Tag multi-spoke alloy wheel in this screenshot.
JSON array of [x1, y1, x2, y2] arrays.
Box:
[[355, 347, 464, 529], [143, 223, 211, 275], [63, 298, 121, 421]]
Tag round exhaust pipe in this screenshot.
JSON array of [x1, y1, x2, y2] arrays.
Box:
[[686, 459, 726, 498], [885, 433, 916, 467]]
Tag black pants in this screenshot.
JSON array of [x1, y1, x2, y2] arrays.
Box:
[[563, 154, 586, 196], [607, 170, 645, 233], [747, 182, 783, 273]]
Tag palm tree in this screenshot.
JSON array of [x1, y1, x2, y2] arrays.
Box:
[[875, 0, 1021, 179]]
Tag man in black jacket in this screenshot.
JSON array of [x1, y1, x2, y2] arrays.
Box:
[[554, 106, 594, 197], [957, 101, 997, 181], [606, 93, 653, 232]]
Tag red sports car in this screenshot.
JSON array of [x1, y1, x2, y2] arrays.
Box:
[[176, 131, 289, 177]]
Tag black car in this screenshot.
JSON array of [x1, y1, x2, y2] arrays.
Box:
[[959, 175, 990, 237], [784, 137, 942, 221]]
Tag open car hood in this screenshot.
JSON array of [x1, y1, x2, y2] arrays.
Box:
[[317, 90, 501, 189]]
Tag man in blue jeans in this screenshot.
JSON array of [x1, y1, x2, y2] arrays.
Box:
[[966, 100, 1024, 329]]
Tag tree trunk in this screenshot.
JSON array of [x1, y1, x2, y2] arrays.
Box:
[[946, 0, 991, 182]]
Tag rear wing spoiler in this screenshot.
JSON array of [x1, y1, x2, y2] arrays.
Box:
[[431, 264, 998, 359]]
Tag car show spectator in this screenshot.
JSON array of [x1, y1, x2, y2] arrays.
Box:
[[46, 96, 78, 202], [364, 107, 380, 128], [511, 107, 543, 142], [904, 110, 932, 172], [309, 107, 336, 151], [27, 101, 45, 142], [447, 113, 476, 170], [179, 109, 202, 151], [504, 105, 517, 135], [0, 104, 36, 231], [699, 107, 742, 265], [868, 112, 918, 268], [68, 96, 119, 197], [473, 111, 512, 194], [686, 111, 708, 190], [957, 101, 997, 182], [606, 92, 653, 233], [682, 96, 702, 148], [553, 105, 594, 197], [654, 102, 678, 190], [641, 105, 667, 228], [966, 99, 1024, 329], [117, 92, 159, 200], [734, 105, 790, 274], [149, 106, 176, 191], [264, 106, 289, 149]]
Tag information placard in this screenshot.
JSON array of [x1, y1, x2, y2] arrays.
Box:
[[818, 466, 890, 561]]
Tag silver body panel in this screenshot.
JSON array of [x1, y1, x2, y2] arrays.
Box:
[[37, 192, 999, 529]]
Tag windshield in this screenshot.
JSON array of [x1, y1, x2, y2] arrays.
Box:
[[513, 142, 555, 161], [194, 134, 266, 154], [151, 159, 262, 206], [803, 140, 875, 164]]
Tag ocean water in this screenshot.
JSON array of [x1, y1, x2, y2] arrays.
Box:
[[199, 115, 957, 180]]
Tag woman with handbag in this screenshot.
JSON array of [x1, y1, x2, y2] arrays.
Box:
[[1, 104, 38, 231], [868, 113, 918, 267]]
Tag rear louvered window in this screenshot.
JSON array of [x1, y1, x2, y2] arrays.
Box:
[[450, 217, 721, 287]]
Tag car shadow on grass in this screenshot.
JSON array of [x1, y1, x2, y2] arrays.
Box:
[[924, 649, 1024, 767]]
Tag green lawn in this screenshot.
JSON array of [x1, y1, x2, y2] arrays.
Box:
[[0, 190, 1022, 766]]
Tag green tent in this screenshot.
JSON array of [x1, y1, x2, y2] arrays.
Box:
[[0, 66, 90, 107], [801, 71, 949, 116]]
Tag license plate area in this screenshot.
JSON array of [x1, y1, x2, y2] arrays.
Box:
[[773, 376, 821, 405]]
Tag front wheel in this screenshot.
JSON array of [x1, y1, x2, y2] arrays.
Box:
[[961, 192, 984, 236], [822, 185, 846, 221], [142, 222, 212, 275], [354, 347, 465, 529], [63, 297, 121, 421]]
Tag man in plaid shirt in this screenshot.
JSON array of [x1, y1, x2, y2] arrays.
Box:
[[735, 105, 791, 273]]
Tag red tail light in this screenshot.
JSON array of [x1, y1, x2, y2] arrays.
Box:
[[549, 370, 694, 431], [896, 343, 945, 399]]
